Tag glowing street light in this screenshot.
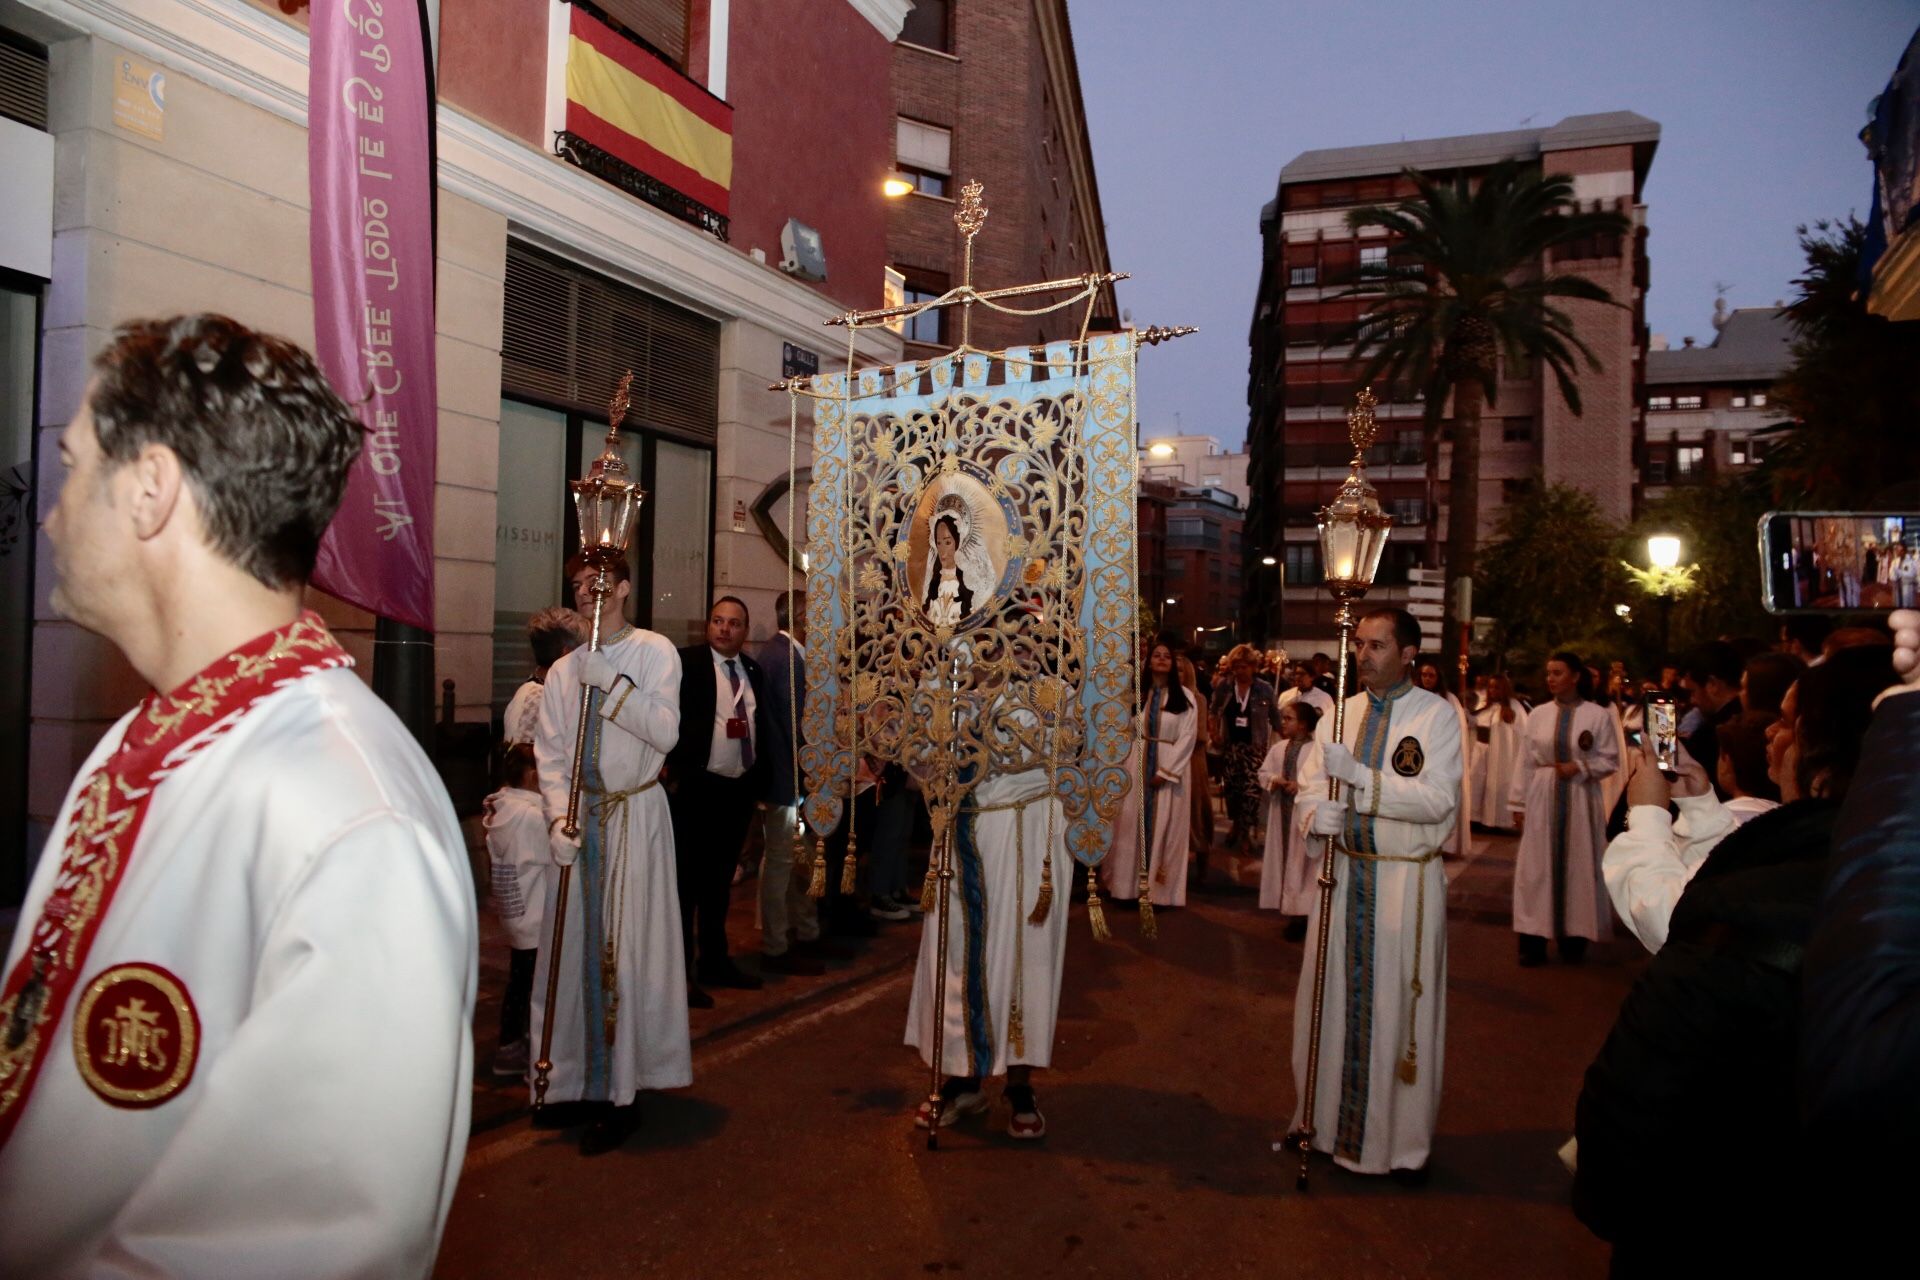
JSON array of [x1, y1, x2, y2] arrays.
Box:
[[1647, 534, 1682, 570], [1261, 555, 1278, 566], [1147, 441, 1175, 458], [882, 173, 915, 198]]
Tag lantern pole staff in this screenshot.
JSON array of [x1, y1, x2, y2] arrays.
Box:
[[534, 372, 645, 1113], [1293, 388, 1394, 1192]]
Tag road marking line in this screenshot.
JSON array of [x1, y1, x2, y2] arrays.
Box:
[[462, 969, 911, 1174]]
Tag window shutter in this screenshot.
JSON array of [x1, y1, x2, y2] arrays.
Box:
[[594, 0, 690, 70], [0, 35, 49, 130], [503, 242, 720, 445], [896, 119, 951, 175]]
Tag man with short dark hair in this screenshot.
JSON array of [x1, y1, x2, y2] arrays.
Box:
[[533, 551, 690, 1154], [0, 315, 475, 1274], [757, 590, 825, 975], [1680, 641, 1744, 794], [668, 595, 773, 1002], [1287, 606, 1461, 1184]]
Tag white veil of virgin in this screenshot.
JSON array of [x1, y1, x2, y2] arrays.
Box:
[[920, 487, 998, 616]]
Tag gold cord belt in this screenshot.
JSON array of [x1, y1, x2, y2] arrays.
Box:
[[583, 776, 658, 1045], [959, 788, 1053, 1061]]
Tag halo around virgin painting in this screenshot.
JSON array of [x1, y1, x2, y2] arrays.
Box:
[[902, 466, 1016, 629]]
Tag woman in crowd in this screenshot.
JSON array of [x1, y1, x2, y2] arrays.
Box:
[[1208, 644, 1278, 859], [1256, 697, 1322, 940], [1105, 640, 1201, 907], [1510, 652, 1619, 966], [1177, 647, 1215, 867], [1469, 672, 1527, 833]]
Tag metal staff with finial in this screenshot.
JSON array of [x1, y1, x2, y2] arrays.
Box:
[[533, 372, 645, 1113], [1292, 389, 1393, 1192]]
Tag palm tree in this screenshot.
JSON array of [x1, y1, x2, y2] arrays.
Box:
[[1332, 161, 1631, 667]]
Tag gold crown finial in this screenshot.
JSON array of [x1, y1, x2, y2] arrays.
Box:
[[1347, 386, 1380, 456], [608, 369, 634, 432], [954, 180, 988, 240]]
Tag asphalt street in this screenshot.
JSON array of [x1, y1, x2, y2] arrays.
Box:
[[439, 837, 1640, 1279]]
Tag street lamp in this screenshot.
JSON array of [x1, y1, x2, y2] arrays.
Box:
[[882, 173, 914, 198], [1261, 555, 1278, 566], [1296, 388, 1393, 1194], [1645, 534, 1683, 658], [1648, 534, 1682, 571], [1148, 441, 1175, 458]]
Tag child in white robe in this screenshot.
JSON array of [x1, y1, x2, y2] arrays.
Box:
[[1258, 698, 1323, 938], [483, 744, 552, 1079]]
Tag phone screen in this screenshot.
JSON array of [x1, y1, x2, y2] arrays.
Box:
[[1760, 511, 1920, 614]]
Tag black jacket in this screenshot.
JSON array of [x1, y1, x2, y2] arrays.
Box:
[[667, 644, 773, 794], [1800, 693, 1920, 1228], [1573, 798, 1838, 1265]]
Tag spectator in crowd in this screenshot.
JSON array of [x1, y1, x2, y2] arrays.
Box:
[[1777, 614, 1832, 667], [1575, 644, 1895, 1272], [1209, 644, 1280, 860], [1678, 640, 1744, 794], [757, 590, 824, 977], [483, 743, 550, 1078], [1800, 611, 1920, 1241], [1741, 651, 1805, 724]]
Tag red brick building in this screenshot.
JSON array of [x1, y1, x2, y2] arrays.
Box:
[[1243, 113, 1659, 653], [887, 0, 1118, 354]]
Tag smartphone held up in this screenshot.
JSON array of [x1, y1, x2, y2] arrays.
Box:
[[1759, 512, 1920, 615]]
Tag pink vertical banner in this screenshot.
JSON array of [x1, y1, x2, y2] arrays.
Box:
[[307, 0, 437, 633]]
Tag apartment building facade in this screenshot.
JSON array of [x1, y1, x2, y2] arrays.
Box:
[[887, 0, 1117, 355], [1243, 112, 1659, 654], [1640, 304, 1793, 501]]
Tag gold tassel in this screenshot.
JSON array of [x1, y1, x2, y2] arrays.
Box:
[[1027, 853, 1054, 925], [839, 832, 859, 895], [1139, 896, 1157, 940], [1085, 866, 1111, 942], [1398, 1048, 1419, 1085], [920, 865, 938, 913], [807, 837, 828, 899]]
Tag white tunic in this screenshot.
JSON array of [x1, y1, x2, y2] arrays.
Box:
[[484, 785, 551, 952], [1289, 682, 1459, 1175], [1468, 699, 1526, 829], [0, 669, 476, 1279], [532, 628, 691, 1103], [1257, 736, 1323, 913], [1442, 692, 1473, 857], [907, 767, 1072, 1077], [1510, 699, 1619, 940], [1104, 687, 1200, 906]]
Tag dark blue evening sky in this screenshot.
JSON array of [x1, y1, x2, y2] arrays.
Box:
[[1072, 0, 1917, 449]]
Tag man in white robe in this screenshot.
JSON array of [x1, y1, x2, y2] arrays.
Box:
[[1469, 676, 1526, 831], [533, 555, 691, 1155], [0, 316, 474, 1277], [1289, 608, 1461, 1182]]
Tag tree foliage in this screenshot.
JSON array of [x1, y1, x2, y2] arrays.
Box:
[[1479, 482, 1630, 671], [1760, 217, 1920, 506]]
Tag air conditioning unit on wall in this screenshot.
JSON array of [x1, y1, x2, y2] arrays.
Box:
[[780, 218, 827, 282]]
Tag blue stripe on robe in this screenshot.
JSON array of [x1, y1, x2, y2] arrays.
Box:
[[577, 687, 612, 1099]]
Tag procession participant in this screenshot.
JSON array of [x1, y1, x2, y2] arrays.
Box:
[[1415, 655, 1474, 858], [907, 627, 1071, 1141], [485, 744, 553, 1079], [533, 553, 690, 1155], [1257, 697, 1323, 939], [1469, 673, 1526, 832], [1105, 640, 1201, 907], [1176, 646, 1216, 862], [1209, 643, 1279, 858], [1509, 653, 1619, 966], [665, 596, 773, 1001], [1288, 608, 1462, 1183], [757, 590, 825, 976], [0, 315, 475, 1276], [504, 606, 586, 745]]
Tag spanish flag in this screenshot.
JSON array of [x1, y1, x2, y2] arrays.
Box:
[[565, 5, 733, 215]]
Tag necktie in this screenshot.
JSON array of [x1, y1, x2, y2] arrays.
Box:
[[727, 659, 755, 770]]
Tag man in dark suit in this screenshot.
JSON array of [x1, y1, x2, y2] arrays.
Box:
[[667, 595, 771, 1004]]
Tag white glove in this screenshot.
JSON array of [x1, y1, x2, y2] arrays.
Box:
[[1320, 742, 1369, 788], [549, 824, 582, 867], [580, 649, 617, 691], [1307, 801, 1348, 837]]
